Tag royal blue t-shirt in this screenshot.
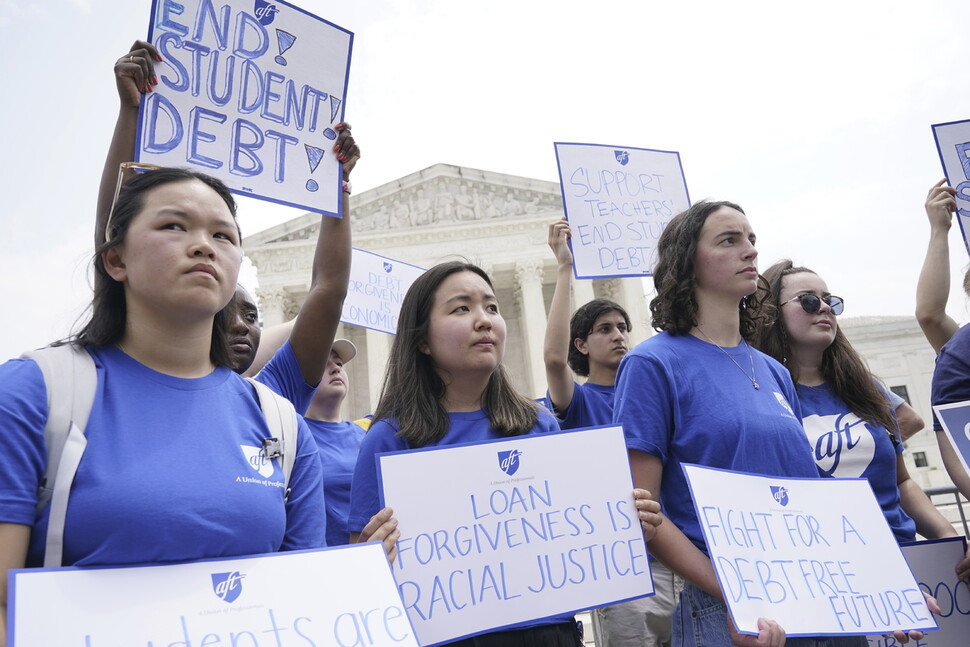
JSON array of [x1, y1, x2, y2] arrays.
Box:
[[305, 418, 365, 546], [796, 382, 915, 543], [551, 381, 615, 430], [255, 340, 317, 416], [932, 324, 970, 431], [0, 346, 326, 567], [614, 332, 819, 556]]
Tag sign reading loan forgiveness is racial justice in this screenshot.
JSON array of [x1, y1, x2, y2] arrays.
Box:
[[141, 0, 352, 217], [10, 543, 418, 647], [554, 142, 691, 279], [683, 464, 936, 638], [932, 120, 970, 256], [377, 426, 654, 646], [342, 249, 425, 335]]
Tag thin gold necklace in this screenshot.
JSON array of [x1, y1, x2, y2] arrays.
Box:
[[696, 326, 759, 390]]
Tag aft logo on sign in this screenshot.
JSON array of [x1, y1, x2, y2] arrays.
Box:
[[770, 485, 789, 507], [614, 150, 630, 166], [211, 571, 246, 603], [254, 0, 279, 25], [383, 262, 393, 273], [498, 449, 523, 475]]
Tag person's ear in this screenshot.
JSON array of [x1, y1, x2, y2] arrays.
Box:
[[102, 247, 127, 282], [573, 337, 589, 356]]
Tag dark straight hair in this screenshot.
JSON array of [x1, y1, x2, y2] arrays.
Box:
[[649, 200, 769, 339], [753, 260, 897, 433], [372, 261, 539, 446], [75, 167, 241, 368], [567, 299, 631, 376]]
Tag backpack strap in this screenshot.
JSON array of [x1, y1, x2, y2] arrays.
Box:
[[21, 345, 98, 568], [245, 378, 299, 501]]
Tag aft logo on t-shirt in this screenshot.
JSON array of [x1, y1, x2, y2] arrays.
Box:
[[772, 392, 797, 420], [240, 444, 275, 478], [801, 412, 875, 478]]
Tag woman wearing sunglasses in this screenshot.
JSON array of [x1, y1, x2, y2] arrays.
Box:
[[753, 261, 966, 564]]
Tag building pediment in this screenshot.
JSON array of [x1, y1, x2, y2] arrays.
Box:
[[244, 163, 563, 248]]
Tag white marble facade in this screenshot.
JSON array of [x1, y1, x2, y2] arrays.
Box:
[[243, 163, 652, 420]]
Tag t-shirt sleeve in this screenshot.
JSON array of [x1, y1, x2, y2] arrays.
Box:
[[932, 330, 970, 430], [0, 359, 49, 526], [280, 416, 327, 550], [348, 420, 402, 534], [614, 353, 673, 461], [255, 341, 317, 416]]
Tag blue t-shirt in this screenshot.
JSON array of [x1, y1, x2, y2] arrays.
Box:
[[0, 346, 326, 567], [932, 324, 970, 431], [614, 332, 819, 556], [550, 381, 615, 430], [348, 408, 573, 632], [255, 340, 317, 415], [795, 383, 915, 543], [306, 418, 366, 546]]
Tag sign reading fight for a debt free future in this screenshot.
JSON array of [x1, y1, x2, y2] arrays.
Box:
[[932, 120, 970, 256], [866, 537, 970, 647], [933, 401, 970, 487], [9, 542, 417, 647], [683, 464, 937, 638], [376, 425, 653, 646], [553, 142, 690, 279], [342, 249, 425, 335], [141, 0, 352, 217]]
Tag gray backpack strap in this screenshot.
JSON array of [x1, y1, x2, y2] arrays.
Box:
[[245, 378, 299, 500], [21, 345, 97, 568]]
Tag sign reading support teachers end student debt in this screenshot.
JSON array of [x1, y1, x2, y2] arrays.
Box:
[[554, 142, 690, 279], [376, 426, 653, 647], [342, 249, 425, 335], [9, 543, 418, 647], [933, 120, 970, 255], [683, 464, 937, 638], [142, 0, 352, 217]]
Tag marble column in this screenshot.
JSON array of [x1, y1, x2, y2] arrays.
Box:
[[514, 260, 548, 399], [255, 287, 291, 328], [572, 278, 596, 311], [365, 328, 392, 413]]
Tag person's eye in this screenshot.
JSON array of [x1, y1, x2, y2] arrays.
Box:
[[452, 305, 469, 313], [162, 222, 186, 231], [487, 304, 499, 313], [244, 312, 257, 323]]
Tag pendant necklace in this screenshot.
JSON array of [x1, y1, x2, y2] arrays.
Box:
[[696, 326, 759, 390]]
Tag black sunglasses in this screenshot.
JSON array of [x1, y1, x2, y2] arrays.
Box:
[[782, 293, 844, 316]]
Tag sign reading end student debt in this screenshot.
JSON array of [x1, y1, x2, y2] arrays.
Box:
[[342, 249, 425, 334], [554, 142, 690, 279], [377, 425, 653, 646], [9, 542, 418, 647], [933, 120, 970, 256], [142, 0, 352, 217], [683, 464, 936, 638]]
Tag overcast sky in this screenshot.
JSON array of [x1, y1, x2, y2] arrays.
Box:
[[2, 0, 969, 362]]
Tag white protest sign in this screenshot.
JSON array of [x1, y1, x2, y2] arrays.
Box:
[[342, 249, 425, 334], [377, 425, 653, 646], [866, 537, 970, 647], [932, 120, 970, 256], [683, 464, 937, 638], [554, 142, 690, 279], [141, 0, 352, 217], [9, 543, 417, 647], [933, 401, 970, 479]]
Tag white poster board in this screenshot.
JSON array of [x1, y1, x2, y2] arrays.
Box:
[[342, 249, 425, 334], [933, 401, 970, 479], [9, 542, 417, 647], [141, 0, 353, 217], [377, 425, 653, 646], [932, 120, 970, 256], [683, 464, 937, 638], [553, 142, 690, 279], [866, 537, 969, 647]]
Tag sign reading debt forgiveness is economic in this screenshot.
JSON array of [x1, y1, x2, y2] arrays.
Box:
[[683, 464, 936, 638], [932, 120, 970, 256], [141, 0, 352, 217], [342, 249, 425, 335], [9, 542, 417, 647], [376, 425, 653, 646], [554, 142, 690, 279]]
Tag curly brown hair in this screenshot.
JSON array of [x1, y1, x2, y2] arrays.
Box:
[[649, 200, 769, 338]]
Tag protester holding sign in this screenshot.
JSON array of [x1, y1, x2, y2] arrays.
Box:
[[98, 41, 354, 417], [614, 201, 844, 647], [0, 167, 328, 645], [349, 260, 663, 646], [754, 261, 969, 572], [544, 219, 676, 647]]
